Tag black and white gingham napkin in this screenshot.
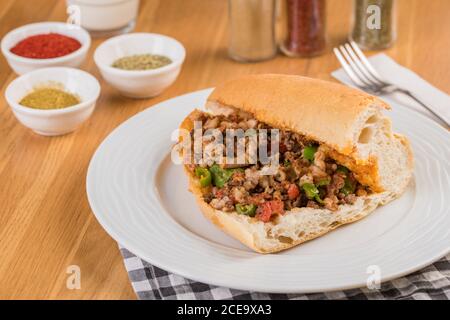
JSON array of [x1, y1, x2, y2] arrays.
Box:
[[119, 246, 450, 300]]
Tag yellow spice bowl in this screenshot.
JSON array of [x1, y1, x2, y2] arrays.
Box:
[[5, 67, 100, 136]]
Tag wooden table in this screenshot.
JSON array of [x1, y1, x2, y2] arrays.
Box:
[[1, 0, 449, 300]]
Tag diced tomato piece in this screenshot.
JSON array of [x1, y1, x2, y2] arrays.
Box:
[[279, 142, 287, 153], [269, 200, 285, 215], [256, 202, 273, 222], [287, 184, 300, 200], [256, 200, 285, 222]]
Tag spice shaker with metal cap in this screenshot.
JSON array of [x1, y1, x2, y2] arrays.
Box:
[[280, 0, 327, 57], [228, 0, 277, 62], [350, 0, 397, 50]]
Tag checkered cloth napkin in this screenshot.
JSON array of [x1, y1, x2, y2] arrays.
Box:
[[119, 246, 450, 300]]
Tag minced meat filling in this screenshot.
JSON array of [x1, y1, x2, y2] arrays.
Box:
[[187, 112, 370, 222]]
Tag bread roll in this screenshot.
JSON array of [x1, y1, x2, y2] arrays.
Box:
[[180, 74, 413, 253]]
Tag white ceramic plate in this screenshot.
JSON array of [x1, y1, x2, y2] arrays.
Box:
[[86, 89, 450, 293]]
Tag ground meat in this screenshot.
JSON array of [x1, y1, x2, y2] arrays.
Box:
[[312, 152, 328, 177], [327, 173, 346, 197], [326, 163, 338, 175], [356, 188, 368, 197], [258, 175, 270, 189], [231, 186, 248, 203], [284, 196, 302, 210], [283, 151, 299, 163], [244, 168, 259, 190], [291, 159, 306, 177], [299, 173, 314, 185], [284, 166, 298, 180], [273, 190, 283, 201], [248, 193, 271, 205], [210, 196, 233, 210], [228, 171, 245, 186], [191, 112, 368, 220], [203, 192, 214, 203], [212, 186, 230, 199], [344, 194, 357, 204], [323, 196, 339, 211], [204, 117, 219, 129], [306, 200, 320, 209], [313, 146, 327, 171], [337, 192, 346, 199], [282, 132, 299, 152], [311, 164, 328, 178], [274, 167, 287, 182]]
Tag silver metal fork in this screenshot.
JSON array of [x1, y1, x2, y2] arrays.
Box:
[[334, 41, 450, 127]]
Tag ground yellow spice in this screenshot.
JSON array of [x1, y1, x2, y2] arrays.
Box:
[[112, 54, 172, 70], [19, 88, 80, 110]]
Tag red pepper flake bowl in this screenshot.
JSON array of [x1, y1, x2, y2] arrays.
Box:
[[1, 22, 91, 75]]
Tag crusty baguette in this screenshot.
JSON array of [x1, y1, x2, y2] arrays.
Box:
[[179, 74, 413, 253]]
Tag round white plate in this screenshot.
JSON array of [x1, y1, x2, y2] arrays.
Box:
[[87, 89, 450, 293]]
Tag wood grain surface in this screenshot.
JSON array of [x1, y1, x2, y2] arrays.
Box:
[[0, 0, 449, 300]]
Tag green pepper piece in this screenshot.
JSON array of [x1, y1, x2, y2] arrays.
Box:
[[209, 164, 234, 188], [283, 160, 291, 167], [209, 164, 221, 174], [340, 177, 356, 196], [195, 167, 212, 187], [314, 195, 324, 204], [302, 183, 324, 204], [302, 183, 319, 199], [235, 204, 257, 217], [336, 165, 350, 174], [303, 145, 318, 162], [317, 177, 331, 186]]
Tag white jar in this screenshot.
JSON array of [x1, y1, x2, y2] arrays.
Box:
[[66, 0, 140, 37]]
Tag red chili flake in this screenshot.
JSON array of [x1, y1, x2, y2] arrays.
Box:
[[10, 33, 82, 59]]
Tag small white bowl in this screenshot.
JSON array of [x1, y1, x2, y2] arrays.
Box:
[[5, 67, 100, 136], [94, 33, 185, 98], [1, 22, 91, 75]]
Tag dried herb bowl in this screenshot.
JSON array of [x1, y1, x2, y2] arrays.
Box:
[[1, 22, 91, 75], [5, 67, 100, 136], [94, 33, 186, 98]]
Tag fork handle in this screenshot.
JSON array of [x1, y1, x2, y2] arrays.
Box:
[[395, 88, 450, 128]]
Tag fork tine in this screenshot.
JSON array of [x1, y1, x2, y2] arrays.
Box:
[[349, 41, 386, 84], [338, 45, 374, 88], [333, 48, 368, 88], [344, 43, 380, 86]]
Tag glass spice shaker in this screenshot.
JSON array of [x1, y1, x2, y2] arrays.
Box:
[[350, 0, 397, 50], [228, 0, 277, 62], [280, 0, 327, 57]]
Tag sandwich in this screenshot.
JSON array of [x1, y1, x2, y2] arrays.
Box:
[[178, 74, 413, 253]]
